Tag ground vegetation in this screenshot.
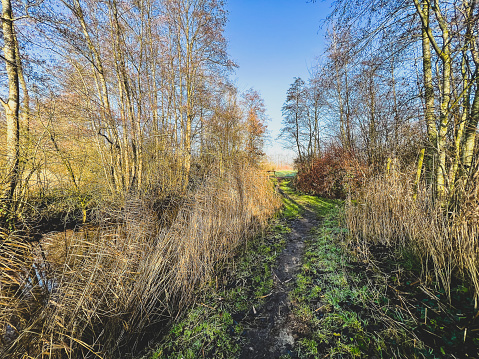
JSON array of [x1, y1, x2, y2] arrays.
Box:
[[0, 0, 279, 357], [278, 1, 479, 355]]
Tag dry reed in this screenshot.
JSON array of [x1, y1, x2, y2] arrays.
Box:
[[346, 170, 479, 301], [0, 163, 281, 358]]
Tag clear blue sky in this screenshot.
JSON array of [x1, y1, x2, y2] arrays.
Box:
[[224, 0, 333, 164]]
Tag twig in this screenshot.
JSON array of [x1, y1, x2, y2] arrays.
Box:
[[200, 303, 215, 311], [257, 292, 273, 299], [273, 270, 283, 284]]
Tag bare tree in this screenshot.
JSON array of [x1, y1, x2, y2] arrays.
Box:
[[1, 0, 20, 212], [280, 77, 308, 164], [242, 88, 267, 163]]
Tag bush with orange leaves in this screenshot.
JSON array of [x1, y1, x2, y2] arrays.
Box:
[[295, 146, 369, 199]]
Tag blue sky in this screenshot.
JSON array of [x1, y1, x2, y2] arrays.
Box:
[[224, 0, 333, 163]]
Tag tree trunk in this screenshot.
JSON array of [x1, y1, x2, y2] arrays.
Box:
[[70, 0, 123, 193], [434, 5, 452, 203], [463, 80, 479, 170], [462, 1, 479, 172], [1, 0, 20, 208]]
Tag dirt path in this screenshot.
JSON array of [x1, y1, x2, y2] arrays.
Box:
[[239, 208, 319, 358], [150, 178, 479, 358]]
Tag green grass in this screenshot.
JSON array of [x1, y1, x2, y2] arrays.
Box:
[[279, 180, 423, 358], [149, 218, 289, 359], [274, 180, 377, 357], [274, 170, 297, 178], [293, 228, 373, 357], [284, 188, 475, 358], [278, 179, 340, 219], [151, 307, 239, 359]]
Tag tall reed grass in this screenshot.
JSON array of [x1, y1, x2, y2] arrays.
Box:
[[346, 170, 479, 301], [0, 163, 281, 358]]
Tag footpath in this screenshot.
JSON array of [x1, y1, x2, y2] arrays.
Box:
[[149, 177, 473, 358]]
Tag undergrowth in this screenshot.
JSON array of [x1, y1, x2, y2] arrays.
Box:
[[0, 164, 281, 358], [289, 178, 479, 358], [294, 147, 368, 199], [149, 217, 290, 358]]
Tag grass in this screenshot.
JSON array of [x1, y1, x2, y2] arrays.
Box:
[[279, 180, 382, 357], [274, 170, 297, 178], [344, 172, 479, 356], [286, 177, 479, 358], [293, 224, 381, 357], [346, 172, 479, 302], [1, 164, 282, 358], [150, 178, 479, 358], [149, 217, 290, 359], [276, 180, 418, 358], [278, 178, 340, 219], [151, 307, 239, 359]]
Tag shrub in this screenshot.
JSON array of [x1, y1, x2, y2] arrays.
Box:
[[295, 147, 368, 199]]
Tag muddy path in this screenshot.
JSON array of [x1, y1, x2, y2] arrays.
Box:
[[151, 177, 479, 358], [239, 204, 319, 358]]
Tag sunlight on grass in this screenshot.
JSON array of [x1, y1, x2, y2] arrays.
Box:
[[279, 179, 340, 217], [274, 170, 297, 178]]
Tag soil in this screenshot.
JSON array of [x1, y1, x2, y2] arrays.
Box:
[[239, 208, 319, 358], [234, 181, 479, 358]]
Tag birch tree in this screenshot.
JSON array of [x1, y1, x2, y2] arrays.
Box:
[[1, 0, 20, 212], [164, 0, 230, 189]]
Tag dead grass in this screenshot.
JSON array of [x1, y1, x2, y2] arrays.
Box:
[[0, 163, 281, 358], [346, 170, 479, 302]]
